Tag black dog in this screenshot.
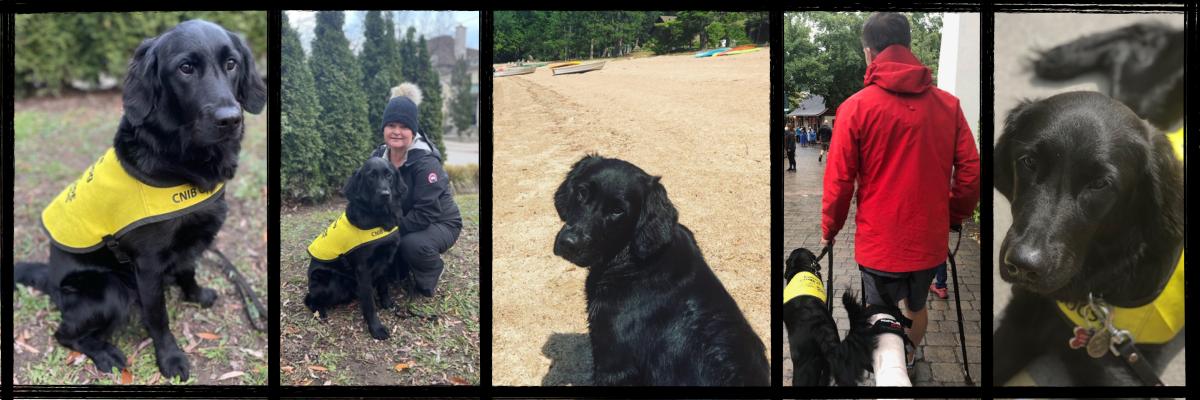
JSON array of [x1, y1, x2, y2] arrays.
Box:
[[15, 20, 265, 380], [993, 91, 1184, 385], [784, 248, 876, 386], [305, 157, 407, 340], [1032, 23, 1183, 131], [553, 154, 769, 386]]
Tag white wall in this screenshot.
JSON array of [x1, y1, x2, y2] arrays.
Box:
[[936, 13, 981, 149]]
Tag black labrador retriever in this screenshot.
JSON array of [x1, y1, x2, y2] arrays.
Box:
[[14, 20, 265, 380], [993, 91, 1184, 385], [553, 154, 770, 386], [784, 248, 876, 386], [305, 157, 407, 340]]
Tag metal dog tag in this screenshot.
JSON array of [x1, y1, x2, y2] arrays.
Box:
[[1086, 327, 1112, 358]]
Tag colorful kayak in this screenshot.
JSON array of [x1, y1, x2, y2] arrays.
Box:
[[715, 47, 764, 57], [548, 61, 582, 69], [694, 47, 730, 57]]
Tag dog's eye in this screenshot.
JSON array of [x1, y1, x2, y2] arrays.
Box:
[[1018, 155, 1036, 171], [1088, 178, 1111, 190], [179, 63, 195, 75], [608, 207, 625, 216], [225, 58, 237, 71]]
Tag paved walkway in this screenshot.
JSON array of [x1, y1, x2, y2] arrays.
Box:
[[782, 145, 981, 386]]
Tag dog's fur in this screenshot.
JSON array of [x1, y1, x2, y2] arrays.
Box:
[[994, 88, 1183, 385], [552, 154, 769, 386], [784, 248, 877, 386], [14, 20, 266, 380], [304, 157, 407, 340]]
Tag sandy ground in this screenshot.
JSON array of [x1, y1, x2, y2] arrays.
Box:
[[993, 12, 1185, 385], [491, 50, 771, 385]]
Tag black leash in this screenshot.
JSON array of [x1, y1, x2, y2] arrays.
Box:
[[811, 244, 834, 313], [947, 224, 974, 386], [204, 248, 268, 332]]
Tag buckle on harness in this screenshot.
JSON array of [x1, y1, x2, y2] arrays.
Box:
[[103, 235, 132, 264]]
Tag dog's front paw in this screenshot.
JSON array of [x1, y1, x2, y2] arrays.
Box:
[[368, 323, 390, 340], [90, 344, 128, 374], [380, 296, 396, 310], [156, 347, 191, 381], [186, 287, 219, 308]]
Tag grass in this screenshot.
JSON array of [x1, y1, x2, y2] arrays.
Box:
[[280, 193, 480, 386], [12, 91, 268, 385]]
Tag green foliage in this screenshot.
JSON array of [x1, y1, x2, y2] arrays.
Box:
[[311, 11, 374, 193], [444, 163, 479, 194], [784, 12, 941, 112], [495, 11, 660, 62], [450, 57, 477, 137], [416, 35, 447, 164], [281, 13, 326, 202], [360, 11, 398, 133], [14, 12, 267, 98], [648, 19, 688, 54]]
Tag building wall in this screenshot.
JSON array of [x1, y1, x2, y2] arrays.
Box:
[[936, 13, 981, 148]]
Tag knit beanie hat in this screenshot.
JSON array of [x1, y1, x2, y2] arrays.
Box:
[[381, 83, 422, 133]]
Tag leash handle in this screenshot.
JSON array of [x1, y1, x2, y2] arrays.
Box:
[[948, 237, 973, 386], [823, 244, 834, 313]]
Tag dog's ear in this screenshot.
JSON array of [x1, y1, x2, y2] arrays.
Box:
[[342, 166, 366, 204], [122, 37, 160, 126], [784, 249, 802, 281], [61, 270, 109, 299], [632, 176, 678, 260], [1135, 126, 1184, 239], [554, 155, 603, 221], [995, 99, 1035, 200], [228, 30, 267, 114]]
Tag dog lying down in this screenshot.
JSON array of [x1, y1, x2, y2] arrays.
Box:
[[784, 247, 912, 386], [553, 154, 769, 386]]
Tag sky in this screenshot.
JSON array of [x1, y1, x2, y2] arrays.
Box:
[[286, 10, 479, 54]]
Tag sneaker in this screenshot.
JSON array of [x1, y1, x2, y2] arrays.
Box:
[[929, 283, 948, 299]]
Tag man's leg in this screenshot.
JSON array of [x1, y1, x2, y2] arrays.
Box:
[[902, 266, 939, 363]]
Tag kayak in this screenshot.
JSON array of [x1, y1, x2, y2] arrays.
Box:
[[694, 47, 729, 57], [494, 66, 536, 77], [715, 47, 764, 57], [552, 61, 605, 76], [548, 61, 582, 69]]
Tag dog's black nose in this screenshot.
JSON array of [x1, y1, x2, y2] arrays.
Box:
[[214, 106, 242, 131], [1004, 245, 1043, 280]]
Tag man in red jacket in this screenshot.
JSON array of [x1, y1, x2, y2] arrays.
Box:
[[819, 12, 980, 371]]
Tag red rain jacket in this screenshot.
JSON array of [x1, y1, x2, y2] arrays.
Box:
[[821, 45, 980, 273]]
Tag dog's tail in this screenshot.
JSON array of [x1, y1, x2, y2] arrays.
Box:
[[15, 262, 56, 295], [820, 291, 878, 386]]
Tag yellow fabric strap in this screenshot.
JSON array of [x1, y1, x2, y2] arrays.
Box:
[[783, 271, 827, 304], [1167, 127, 1184, 161], [42, 148, 224, 252], [308, 212, 398, 262], [1057, 251, 1185, 344]]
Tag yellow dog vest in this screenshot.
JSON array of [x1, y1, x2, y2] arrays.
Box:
[[307, 212, 398, 262], [42, 148, 224, 253], [1056, 127, 1186, 345], [784, 271, 827, 304]]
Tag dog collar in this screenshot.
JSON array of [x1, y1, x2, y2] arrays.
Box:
[[1058, 249, 1185, 345], [784, 271, 827, 304], [307, 212, 398, 262], [42, 147, 224, 253]]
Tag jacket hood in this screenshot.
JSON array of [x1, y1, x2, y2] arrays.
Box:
[[863, 45, 932, 95]]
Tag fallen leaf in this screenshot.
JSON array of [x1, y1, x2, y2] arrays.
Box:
[[66, 351, 86, 366], [120, 369, 133, 384], [196, 332, 220, 340], [281, 366, 295, 374], [240, 348, 264, 359], [394, 363, 410, 372], [218, 371, 245, 381], [307, 365, 328, 372], [449, 376, 469, 385]]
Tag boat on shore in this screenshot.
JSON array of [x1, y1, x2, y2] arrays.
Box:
[[694, 47, 730, 57], [494, 65, 536, 77], [552, 61, 606, 76], [547, 61, 581, 69]]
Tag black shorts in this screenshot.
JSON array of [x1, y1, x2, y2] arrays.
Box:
[[821, 143, 830, 151], [859, 264, 941, 311]]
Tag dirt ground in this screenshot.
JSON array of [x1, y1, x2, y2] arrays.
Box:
[[12, 91, 268, 385], [491, 50, 771, 385]]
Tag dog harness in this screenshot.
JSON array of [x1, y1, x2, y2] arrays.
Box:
[[783, 271, 827, 304], [42, 148, 224, 253], [307, 212, 398, 262]]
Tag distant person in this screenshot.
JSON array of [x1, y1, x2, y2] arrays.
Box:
[[819, 12, 980, 375], [797, 125, 808, 148], [786, 123, 797, 171], [372, 84, 463, 298], [817, 123, 832, 163]]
